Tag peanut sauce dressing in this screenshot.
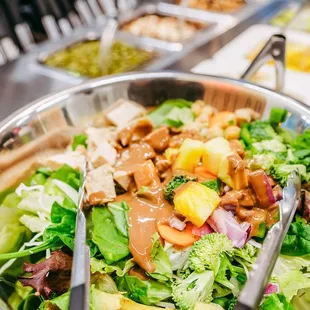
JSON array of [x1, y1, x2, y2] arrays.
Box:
[[236, 205, 278, 237], [227, 153, 248, 190], [116, 159, 173, 273]]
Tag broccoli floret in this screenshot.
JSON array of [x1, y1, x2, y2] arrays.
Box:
[[189, 233, 234, 273], [268, 164, 309, 187], [165, 175, 196, 202], [241, 121, 279, 147], [172, 270, 214, 310], [250, 153, 278, 170], [252, 139, 287, 153], [201, 179, 221, 194]]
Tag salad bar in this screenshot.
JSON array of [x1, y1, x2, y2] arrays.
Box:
[[0, 72, 310, 310], [0, 0, 287, 120], [1, 1, 310, 310]]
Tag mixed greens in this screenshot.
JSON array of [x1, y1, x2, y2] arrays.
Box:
[[0, 97, 310, 310]]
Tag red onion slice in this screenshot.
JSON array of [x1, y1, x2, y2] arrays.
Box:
[[264, 283, 279, 295], [208, 208, 249, 248]]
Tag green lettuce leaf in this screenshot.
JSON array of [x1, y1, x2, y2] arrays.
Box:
[[16, 294, 42, 310], [117, 275, 171, 305], [277, 271, 310, 301], [91, 273, 118, 294], [7, 281, 33, 310], [0, 208, 31, 256], [107, 201, 129, 238], [260, 294, 293, 310], [39, 291, 70, 310], [43, 201, 76, 250], [281, 222, 310, 256], [269, 108, 288, 125], [149, 233, 172, 282], [148, 99, 193, 128], [72, 134, 88, 151], [233, 243, 258, 273], [291, 129, 310, 151], [90, 257, 135, 277], [1, 193, 21, 209], [91, 207, 130, 264], [215, 254, 243, 293], [51, 165, 81, 191]]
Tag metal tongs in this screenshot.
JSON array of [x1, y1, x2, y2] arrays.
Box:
[[235, 172, 301, 310], [69, 160, 90, 310], [236, 33, 301, 309], [241, 33, 286, 92]]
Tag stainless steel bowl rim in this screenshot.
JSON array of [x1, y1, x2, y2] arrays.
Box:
[[1, 71, 310, 132]]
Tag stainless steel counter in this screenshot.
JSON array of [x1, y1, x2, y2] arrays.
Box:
[[0, 0, 294, 121]]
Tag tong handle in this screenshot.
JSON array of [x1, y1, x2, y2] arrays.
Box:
[[241, 34, 286, 92], [236, 223, 283, 310], [236, 172, 301, 310]]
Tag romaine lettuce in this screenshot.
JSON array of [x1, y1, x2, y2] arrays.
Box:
[[117, 275, 171, 305], [149, 234, 172, 282]]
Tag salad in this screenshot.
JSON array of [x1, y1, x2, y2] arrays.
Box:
[[0, 98, 310, 310]]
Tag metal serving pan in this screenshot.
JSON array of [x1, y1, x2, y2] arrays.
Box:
[[163, 0, 256, 16], [118, 3, 216, 44], [35, 30, 181, 82]]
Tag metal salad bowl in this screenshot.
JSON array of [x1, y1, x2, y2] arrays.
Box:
[[0, 72, 310, 309], [1, 72, 310, 139]]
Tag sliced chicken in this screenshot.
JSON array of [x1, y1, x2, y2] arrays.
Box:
[[85, 164, 116, 205], [144, 127, 170, 152], [113, 170, 133, 191], [86, 127, 117, 167], [105, 99, 145, 128]]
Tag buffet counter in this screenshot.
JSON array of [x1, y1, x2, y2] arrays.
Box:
[[0, 0, 302, 120]]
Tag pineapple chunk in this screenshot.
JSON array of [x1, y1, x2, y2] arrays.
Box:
[[202, 137, 233, 176], [174, 181, 220, 227], [172, 139, 204, 172], [164, 148, 179, 163], [203, 137, 248, 190]]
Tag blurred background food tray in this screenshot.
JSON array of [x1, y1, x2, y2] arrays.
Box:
[[191, 24, 310, 106]]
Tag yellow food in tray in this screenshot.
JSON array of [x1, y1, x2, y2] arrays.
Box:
[[43, 40, 154, 78], [247, 42, 310, 73]]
